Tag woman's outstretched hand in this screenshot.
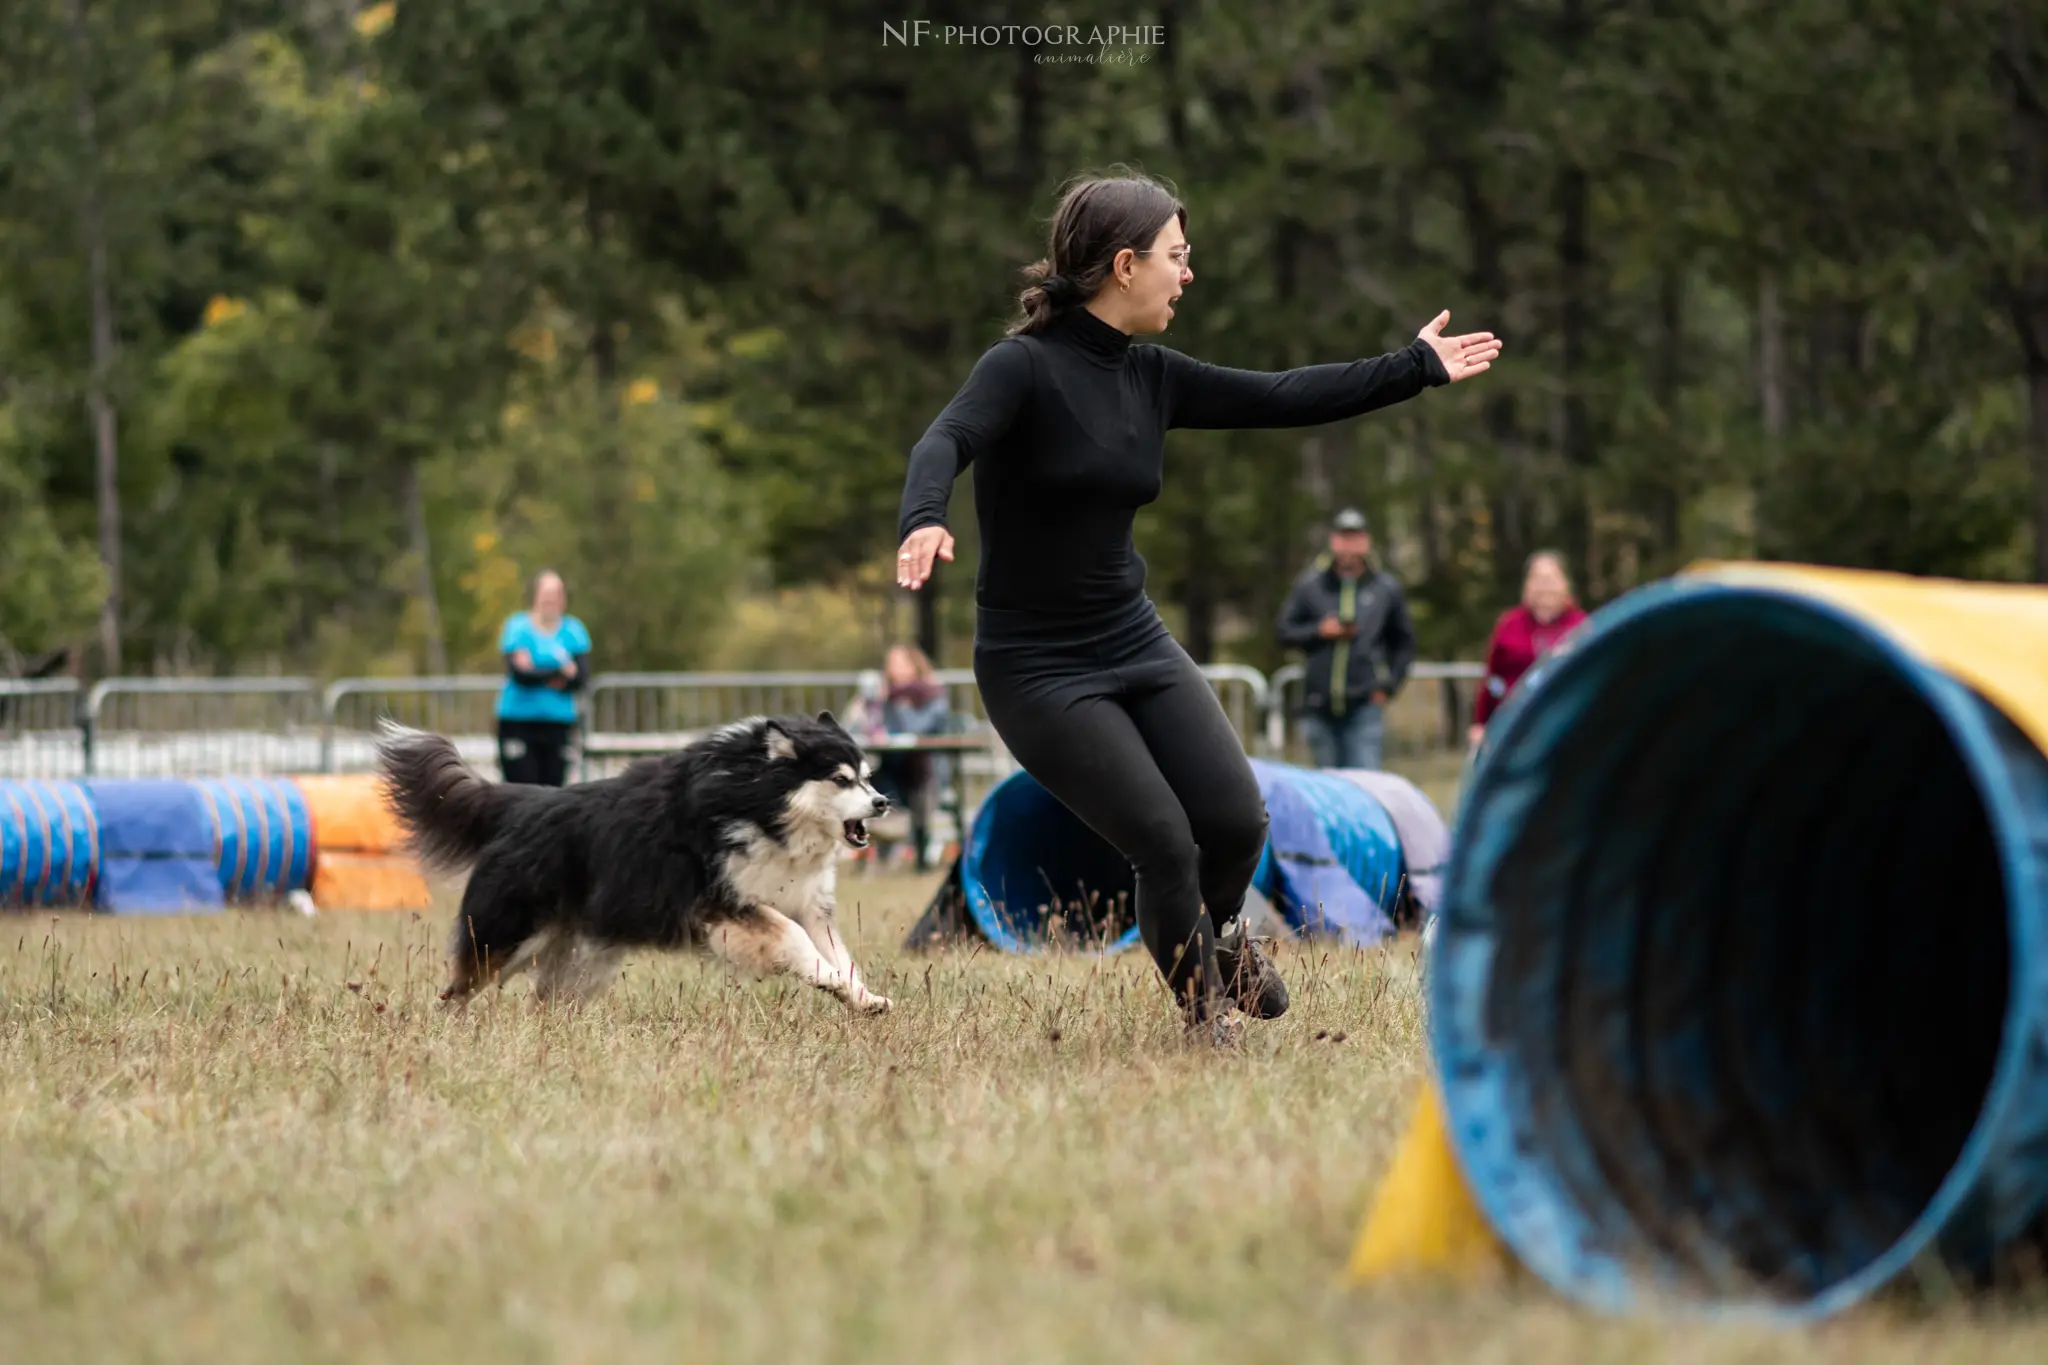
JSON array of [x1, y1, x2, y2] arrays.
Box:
[[896, 526, 954, 590], [1418, 311, 1502, 382]]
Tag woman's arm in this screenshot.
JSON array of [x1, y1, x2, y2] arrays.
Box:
[[552, 651, 589, 692], [1276, 576, 1326, 650], [1473, 618, 1513, 728], [506, 641, 563, 686], [502, 621, 560, 686], [1162, 339, 1448, 431], [896, 338, 1035, 543], [1162, 311, 1499, 430], [1380, 586, 1418, 696]]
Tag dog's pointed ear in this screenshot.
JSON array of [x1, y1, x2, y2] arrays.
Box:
[[817, 708, 843, 732], [764, 721, 798, 761]]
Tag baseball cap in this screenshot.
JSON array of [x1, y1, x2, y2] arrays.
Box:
[[1330, 507, 1370, 533]]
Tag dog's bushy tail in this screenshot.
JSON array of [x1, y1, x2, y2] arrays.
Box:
[[374, 720, 529, 873]]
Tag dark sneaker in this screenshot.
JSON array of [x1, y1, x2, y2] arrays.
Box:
[[1214, 916, 1290, 1019]]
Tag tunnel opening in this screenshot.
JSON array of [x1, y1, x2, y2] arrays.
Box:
[[1432, 585, 2048, 1317]]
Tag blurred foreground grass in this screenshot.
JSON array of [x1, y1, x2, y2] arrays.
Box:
[[2, 874, 2045, 1363]]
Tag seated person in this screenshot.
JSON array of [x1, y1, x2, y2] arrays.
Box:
[[871, 645, 951, 870]]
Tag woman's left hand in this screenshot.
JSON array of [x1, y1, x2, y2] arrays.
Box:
[[1418, 311, 1503, 382], [896, 526, 953, 590]]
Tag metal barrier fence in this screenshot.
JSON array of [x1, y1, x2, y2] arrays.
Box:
[[583, 664, 1262, 755], [946, 664, 1266, 746], [579, 670, 1013, 798], [1, 661, 1475, 781], [0, 679, 84, 780], [586, 671, 903, 744], [323, 676, 506, 776], [83, 678, 324, 778], [1203, 664, 1271, 751], [1266, 661, 1485, 762]]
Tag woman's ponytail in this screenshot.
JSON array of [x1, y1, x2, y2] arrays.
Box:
[[1010, 257, 1068, 337]]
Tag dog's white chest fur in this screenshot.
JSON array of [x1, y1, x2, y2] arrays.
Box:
[[720, 821, 839, 915]]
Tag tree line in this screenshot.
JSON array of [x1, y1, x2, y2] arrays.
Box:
[[2, 0, 2042, 679]]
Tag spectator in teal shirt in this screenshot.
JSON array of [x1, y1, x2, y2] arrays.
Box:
[[497, 569, 591, 786]]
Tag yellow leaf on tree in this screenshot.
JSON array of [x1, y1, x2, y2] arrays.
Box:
[[623, 377, 660, 407], [354, 2, 396, 38], [632, 475, 658, 503], [203, 295, 246, 327], [510, 325, 556, 363], [473, 530, 498, 554]]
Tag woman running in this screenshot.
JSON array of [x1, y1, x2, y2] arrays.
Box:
[[894, 173, 1501, 1042]]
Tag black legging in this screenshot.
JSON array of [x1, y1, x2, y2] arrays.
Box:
[[498, 719, 572, 787], [975, 618, 1269, 1010]]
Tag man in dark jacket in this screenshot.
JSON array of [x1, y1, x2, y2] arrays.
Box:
[[1276, 508, 1416, 770]]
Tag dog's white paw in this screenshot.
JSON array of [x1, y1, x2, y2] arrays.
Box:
[[853, 991, 893, 1016]]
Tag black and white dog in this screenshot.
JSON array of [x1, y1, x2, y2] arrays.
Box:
[[373, 712, 895, 1014]]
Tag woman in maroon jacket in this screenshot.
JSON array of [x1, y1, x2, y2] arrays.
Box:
[[1469, 551, 1587, 748]]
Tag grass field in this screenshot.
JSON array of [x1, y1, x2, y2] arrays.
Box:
[[5, 871, 2048, 1363]]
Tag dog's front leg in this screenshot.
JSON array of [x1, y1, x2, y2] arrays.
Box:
[[706, 906, 892, 1016], [789, 900, 891, 1015]]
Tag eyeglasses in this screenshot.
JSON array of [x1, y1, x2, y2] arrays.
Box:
[[1136, 244, 1193, 267]]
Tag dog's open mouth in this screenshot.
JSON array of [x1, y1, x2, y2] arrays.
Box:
[[842, 819, 870, 849]]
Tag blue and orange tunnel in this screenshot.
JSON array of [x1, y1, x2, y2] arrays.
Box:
[[0, 774, 430, 913]]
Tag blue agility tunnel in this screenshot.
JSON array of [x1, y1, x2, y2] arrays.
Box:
[[0, 781, 99, 908], [1431, 567, 2048, 1322], [922, 760, 1437, 954], [1247, 760, 1406, 943], [956, 769, 1141, 953], [85, 781, 224, 914], [194, 778, 313, 901]]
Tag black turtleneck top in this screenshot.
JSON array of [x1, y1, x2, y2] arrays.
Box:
[[897, 305, 1450, 640]]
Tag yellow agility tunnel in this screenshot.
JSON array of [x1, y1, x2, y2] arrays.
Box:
[[1353, 562, 2048, 1322]]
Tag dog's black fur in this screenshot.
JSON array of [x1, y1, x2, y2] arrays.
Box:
[[374, 711, 895, 1012]]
